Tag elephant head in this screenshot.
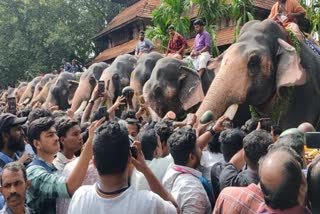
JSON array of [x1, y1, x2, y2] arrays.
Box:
[[196, 20, 312, 128], [43, 72, 78, 110], [130, 52, 163, 110], [143, 57, 204, 117], [19, 76, 42, 105], [14, 82, 28, 103], [31, 74, 56, 104], [100, 54, 137, 104], [70, 62, 109, 113]]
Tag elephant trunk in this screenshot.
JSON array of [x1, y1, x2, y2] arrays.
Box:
[[196, 77, 234, 121], [71, 81, 93, 112], [196, 49, 249, 121]]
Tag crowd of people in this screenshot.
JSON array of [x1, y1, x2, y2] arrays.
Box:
[[0, 87, 320, 214], [0, 0, 319, 213]]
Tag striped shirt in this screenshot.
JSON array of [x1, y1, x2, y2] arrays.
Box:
[[26, 157, 69, 214], [213, 183, 264, 214]]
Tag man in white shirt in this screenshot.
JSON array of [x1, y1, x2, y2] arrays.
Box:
[[68, 121, 178, 214], [131, 128, 173, 190], [53, 117, 82, 171], [163, 127, 212, 214]]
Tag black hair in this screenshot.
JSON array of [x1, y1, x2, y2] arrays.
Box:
[[0, 162, 27, 185], [307, 156, 320, 213], [126, 118, 140, 132], [28, 108, 52, 123], [28, 117, 55, 153], [154, 119, 174, 145], [276, 135, 304, 158], [167, 25, 175, 30], [243, 130, 273, 170], [208, 133, 221, 154], [272, 125, 282, 136], [55, 117, 79, 150], [260, 159, 301, 210], [121, 110, 137, 120], [259, 146, 303, 210], [93, 120, 130, 175], [193, 19, 205, 26], [219, 128, 245, 162], [139, 31, 145, 35], [138, 128, 158, 160], [52, 110, 67, 119], [16, 107, 32, 118], [168, 127, 197, 166], [241, 118, 259, 134]]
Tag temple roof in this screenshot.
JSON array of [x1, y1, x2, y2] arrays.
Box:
[[94, 0, 160, 39]]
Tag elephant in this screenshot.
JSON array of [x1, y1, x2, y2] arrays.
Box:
[[130, 52, 163, 110], [19, 76, 42, 105], [30, 76, 58, 106], [98, 54, 137, 109], [196, 19, 320, 129], [70, 62, 109, 113], [31, 74, 56, 104], [13, 82, 27, 102], [143, 57, 213, 118], [42, 72, 78, 110]]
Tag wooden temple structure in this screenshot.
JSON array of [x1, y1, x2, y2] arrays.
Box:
[[92, 0, 277, 63]]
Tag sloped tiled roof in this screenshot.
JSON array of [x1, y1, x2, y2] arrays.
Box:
[[94, 0, 160, 39], [252, 0, 276, 10], [92, 39, 138, 63]]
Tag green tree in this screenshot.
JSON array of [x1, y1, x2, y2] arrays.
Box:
[[190, 0, 230, 56], [146, 0, 190, 52], [0, 0, 121, 88], [299, 0, 320, 40], [230, 0, 254, 41]]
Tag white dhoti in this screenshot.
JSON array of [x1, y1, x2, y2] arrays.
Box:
[[187, 51, 211, 70]]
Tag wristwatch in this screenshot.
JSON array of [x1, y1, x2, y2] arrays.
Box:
[[206, 125, 216, 136]]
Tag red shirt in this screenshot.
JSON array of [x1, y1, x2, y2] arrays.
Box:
[[167, 32, 187, 54], [213, 183, 264, 214]]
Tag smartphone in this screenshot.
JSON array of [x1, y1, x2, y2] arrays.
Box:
[[223, 104, 238, 121], [306, 132, 320, 148], [96, 106, 107, 120], [98, 81, 105, 95], [130, 146, 138, 159], [7, 97, 16, 114]]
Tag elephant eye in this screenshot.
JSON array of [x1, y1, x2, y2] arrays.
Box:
[[247, 54, 261, 75]]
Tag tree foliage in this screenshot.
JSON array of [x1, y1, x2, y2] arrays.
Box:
[[0, 0, 121, 88], [299, 0, 320, 40], [146, 0, 191, 52]]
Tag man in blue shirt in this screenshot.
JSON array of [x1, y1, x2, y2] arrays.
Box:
[[0, 113, 29, 209], [135, 31, 154, 57]]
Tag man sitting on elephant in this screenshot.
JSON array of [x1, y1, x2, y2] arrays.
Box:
[[135, 31, 154, 57], [187, 19, 211, 77], [165, 25, 187, 60], [268, 0, 306, 41]]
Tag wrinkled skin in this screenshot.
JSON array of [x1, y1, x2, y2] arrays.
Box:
[[43, 72, 78, 110], [71, 62, 109, 113], [31, 76, 58, 106], [19, 76, 42, 105], [143, 57, 212, 117], [196, 20, 320, 129], [13, 82, 27, 103], [98, 54, 137, 109], [130, 52, 163, 110], [31, 74, 56, 104]]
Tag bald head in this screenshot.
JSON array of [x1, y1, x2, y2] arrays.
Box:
[[259, 148, 302, 210], [298, 122, 316, 133]]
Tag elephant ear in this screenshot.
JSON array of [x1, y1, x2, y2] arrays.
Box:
[[178, 66, 204, 111], [207, 52, 224, 75], [68, 80, 79, 103], [276, 38, 307, 95]]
